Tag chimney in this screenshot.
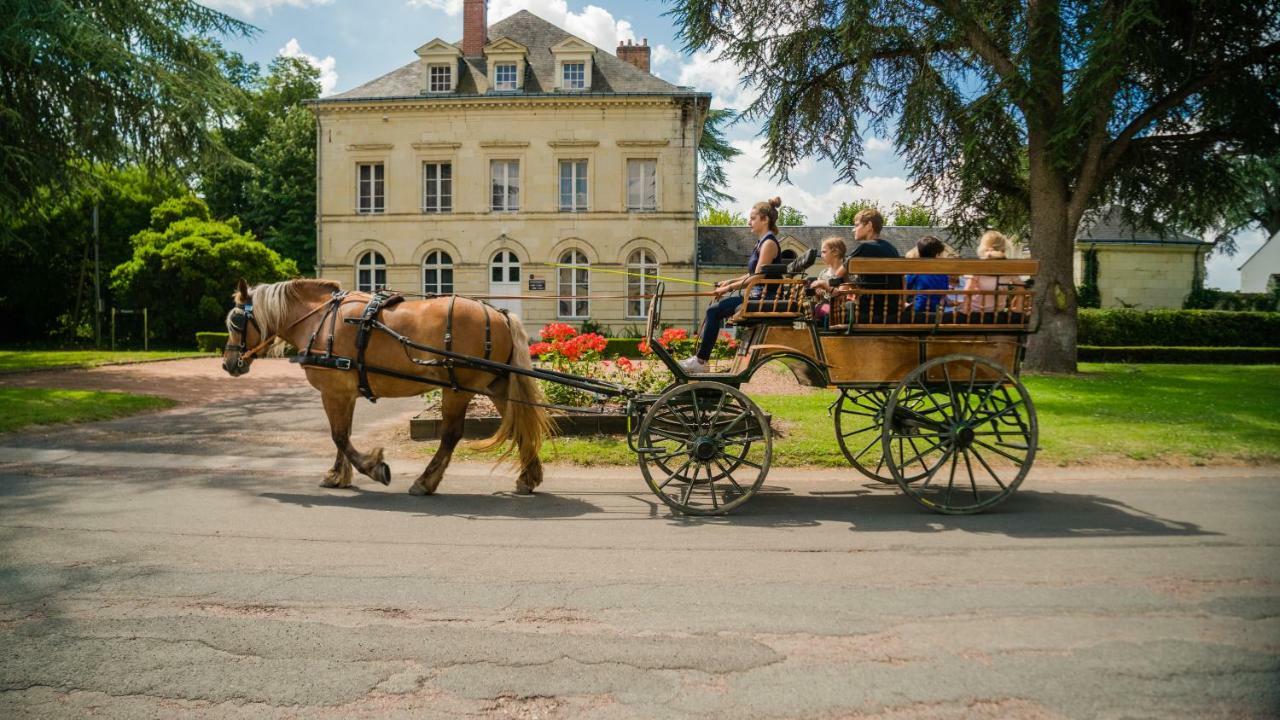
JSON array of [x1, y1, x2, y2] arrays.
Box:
[[463, 0, 487, 58], [616, 37, 651, 74]]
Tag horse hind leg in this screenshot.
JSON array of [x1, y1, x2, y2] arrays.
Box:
[[410, 389, 472, 496]]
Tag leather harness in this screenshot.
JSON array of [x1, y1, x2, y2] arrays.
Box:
[[295, 291, 504, 402]]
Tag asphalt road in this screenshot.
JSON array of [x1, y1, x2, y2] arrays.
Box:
[[1, 383, 1277, 719]]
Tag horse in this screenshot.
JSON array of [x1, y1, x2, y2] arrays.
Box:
[[220, 278, 552, 495]]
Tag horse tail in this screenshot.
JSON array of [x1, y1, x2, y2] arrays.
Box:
[[471, 311, 554, 469]]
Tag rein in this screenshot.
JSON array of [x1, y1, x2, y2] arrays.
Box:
[[229, 298, 336, 364]]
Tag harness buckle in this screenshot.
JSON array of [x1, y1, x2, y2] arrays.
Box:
[[334, 358, 352, 370]]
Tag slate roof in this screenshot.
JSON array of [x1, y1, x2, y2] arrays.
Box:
[[697, 226, 973, 267], [1076, 206, 1207, 245], [322, 10, 691, 103]]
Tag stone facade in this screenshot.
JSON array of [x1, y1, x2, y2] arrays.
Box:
[[1073, 207, 1211, 309], [309, 9, 710, 334]]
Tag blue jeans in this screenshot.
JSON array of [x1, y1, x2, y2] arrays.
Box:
[[696, 295, 743, 361]]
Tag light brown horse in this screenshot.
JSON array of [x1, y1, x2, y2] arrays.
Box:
[[220, 278, 552, 495]]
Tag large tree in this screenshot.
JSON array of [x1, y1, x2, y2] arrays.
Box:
[[671, 0, 1280, 371], [0, 0, 254, 219], [697, 108, 743, 211]]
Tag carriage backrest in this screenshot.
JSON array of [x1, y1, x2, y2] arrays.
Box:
[[832, 258, 1039, 331]]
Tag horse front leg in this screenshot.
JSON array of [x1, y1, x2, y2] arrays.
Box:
[[321, 389, 391, 488], [410, 389, 472, 496]]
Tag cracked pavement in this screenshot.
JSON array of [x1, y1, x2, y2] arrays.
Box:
[[1, 365, 1278, 718]]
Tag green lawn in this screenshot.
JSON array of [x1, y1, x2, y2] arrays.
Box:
[[0, 350, 207, 374], [430, 364, 1280, 467], [0, 388, 177, 433]]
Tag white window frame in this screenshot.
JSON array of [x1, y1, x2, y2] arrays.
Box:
[[626, 248, 659, 318], [490, 159, 520, 212], [356, 251, 387, 292], [558, 159, 589, 212], [557, 248, 590, 318], [356, 162, 385, 214], [422, 250, 454, 295], [490, 250, 521, 283], [422, 161, 452, 213], [562, 62, 586, 90], [494, 62, 518, 91], [626, 158, 657, 211], [429, 64, 453, 93]]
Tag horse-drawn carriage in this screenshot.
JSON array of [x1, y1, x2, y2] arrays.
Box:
[[222, 255, 1039, 517]]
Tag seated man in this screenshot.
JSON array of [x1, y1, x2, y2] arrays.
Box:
[[845, 207, 901, 319]]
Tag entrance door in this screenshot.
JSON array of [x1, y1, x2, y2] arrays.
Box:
[[488, 250, 522, 317]]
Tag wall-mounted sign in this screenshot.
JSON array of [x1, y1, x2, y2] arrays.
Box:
[[528, 278, 546, 291]]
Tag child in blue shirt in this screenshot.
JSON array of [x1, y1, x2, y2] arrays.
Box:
[[905, 236, 949, 312]]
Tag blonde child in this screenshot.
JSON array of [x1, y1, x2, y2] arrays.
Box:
[[808, 236, 848, 321]]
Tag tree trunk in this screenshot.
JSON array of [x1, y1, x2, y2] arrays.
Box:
[[1024, 140, 1078, 374]]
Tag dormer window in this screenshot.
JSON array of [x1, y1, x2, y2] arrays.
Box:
[[429, 65, 453, 93], [494, 63, 517, 91], [562, 62, 586, 90]]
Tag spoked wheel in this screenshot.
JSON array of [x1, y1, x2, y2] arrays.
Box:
[[637, 381, 772, 515], [882, 355, 1037, 514], [834, 387, 931, 484]]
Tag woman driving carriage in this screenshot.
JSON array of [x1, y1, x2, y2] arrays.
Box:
[[678, 197, 783, 374]]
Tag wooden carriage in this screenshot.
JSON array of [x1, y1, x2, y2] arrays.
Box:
[[631, 257, 1040, 516]]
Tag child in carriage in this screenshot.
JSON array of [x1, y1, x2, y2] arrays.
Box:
[[807, 236, 849, 321]]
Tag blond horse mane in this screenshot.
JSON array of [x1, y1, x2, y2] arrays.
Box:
[[247, 279, 342, 337]]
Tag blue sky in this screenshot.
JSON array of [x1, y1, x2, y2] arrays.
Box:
[[203, 0, 1264, 290]]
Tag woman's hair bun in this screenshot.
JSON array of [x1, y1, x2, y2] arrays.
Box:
[[768, 196, 782, 209]]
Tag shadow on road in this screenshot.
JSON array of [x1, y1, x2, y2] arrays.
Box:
[[259, 487, 599, 519]]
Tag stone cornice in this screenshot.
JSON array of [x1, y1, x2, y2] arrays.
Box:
[[310, 94, 693, 115], [345, 143, 394, 151], [616, 139, 670, 148], [478, 140, 531, 148], [547, 140, 600, 148], [411, 142, 463, 150]]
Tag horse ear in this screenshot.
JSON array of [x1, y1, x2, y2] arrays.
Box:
[[236, 278, 249, 302]]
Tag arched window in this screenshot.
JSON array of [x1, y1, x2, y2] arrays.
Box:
[[422, 250, 453, 295], [356, 251, 386, 292], [626, 248, 659, 318], [557, 248, 589, 318], [490, 250, 520, 283]]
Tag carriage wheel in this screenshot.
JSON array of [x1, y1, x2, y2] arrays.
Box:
[[882, 354, 1037, 515], [637, 381, 771, 515], [834, 388, 931, 484]]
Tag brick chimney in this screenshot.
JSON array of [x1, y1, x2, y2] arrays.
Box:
[[617, 38, 651, 74], [462, 0, 487, 58]]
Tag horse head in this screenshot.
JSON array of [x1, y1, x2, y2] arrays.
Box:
[[223, 278, 264, 376]]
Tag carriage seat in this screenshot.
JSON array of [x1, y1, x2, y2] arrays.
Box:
[[730, 267, 807, 324], [831, 301, 1027, 330]]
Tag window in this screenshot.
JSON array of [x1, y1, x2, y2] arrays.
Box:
[[356, 251, 387, 292], [558, 160, 588, 212], [357, 163, 385, 214], [490, 250, 520, 283], [562, 62, 585, 90], [626, 159, 657, 211], [626, 248, 659, 317], [494, 63, 517, 91], [422, 162, 452, 213], [491, 160, 520, 212], [422, 250, 453, 295], [429, 64, 452, 92], [557, 249, 589, 318]]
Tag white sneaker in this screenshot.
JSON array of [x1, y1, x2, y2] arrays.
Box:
[[678, 356, 709, 374]]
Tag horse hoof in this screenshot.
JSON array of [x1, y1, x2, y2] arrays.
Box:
[[373, 462, 391, 486], [409, 482, 431, 496], [514, 485, 534, 496]]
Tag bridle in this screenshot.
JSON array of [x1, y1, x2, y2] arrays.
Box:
[[225, 300, 274, 370]]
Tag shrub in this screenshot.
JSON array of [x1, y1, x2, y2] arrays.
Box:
[[607, 338, 645, 358], [1078, 309, 1280, 347], [1183, 287, 1280, 311], [1077, 346, 1280, 364], [196, 332, 229, 353]]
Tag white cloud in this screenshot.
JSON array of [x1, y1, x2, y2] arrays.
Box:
[[649, 44, 679, 79], [676, 48, 757, 110], [407, 0, 462, 14], [487, 0, 635, 51], [202, 0, 332, 17], [865, 137, 893, 153], [719, 139, 919, 224], [279, 38, 338, 97]]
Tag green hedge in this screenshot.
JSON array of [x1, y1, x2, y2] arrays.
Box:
[[1078, 309, 1280, 347], [607, 338, 645, 358], [196, 332, 228, 353], [1078, 346, 1280, 364]]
